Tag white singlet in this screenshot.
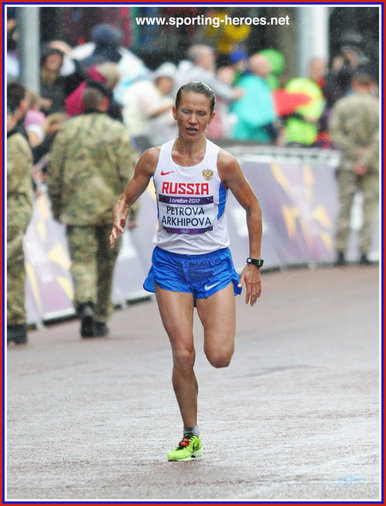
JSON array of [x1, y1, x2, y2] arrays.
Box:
[[152, 139, 231, 255]]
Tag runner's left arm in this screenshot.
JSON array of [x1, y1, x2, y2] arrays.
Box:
[[218, 150, 263, 306]]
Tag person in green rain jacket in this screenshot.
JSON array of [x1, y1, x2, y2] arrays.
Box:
[[231, 54, 277, 143], [284, 77, 325, 146], [47, 80, 137, 338]]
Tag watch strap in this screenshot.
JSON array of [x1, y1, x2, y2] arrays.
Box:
[[246, 258, 264, 268]]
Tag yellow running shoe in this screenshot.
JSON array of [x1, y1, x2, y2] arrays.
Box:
[[167, 434, 202, 461]]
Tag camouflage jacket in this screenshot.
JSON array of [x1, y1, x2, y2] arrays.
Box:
[[47, 112, 137, 226], [328, 92, 379, 172], [7, 131, 34, 233]]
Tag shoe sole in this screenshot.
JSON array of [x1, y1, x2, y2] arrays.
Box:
[[168, 449, 202, 462]]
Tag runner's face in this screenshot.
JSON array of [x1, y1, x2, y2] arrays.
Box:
[[173, 91, 215, 141]]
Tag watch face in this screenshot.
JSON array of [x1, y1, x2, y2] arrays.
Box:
[[247, 258, 264, 268]]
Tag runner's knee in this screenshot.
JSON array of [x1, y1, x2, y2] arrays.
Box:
[[173, 348, 195, 371], [205, 345, 234, 368]]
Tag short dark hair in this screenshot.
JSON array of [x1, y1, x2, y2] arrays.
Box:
[[7, 82, 26, 108], [352, 70, 375, 87], [85, 79, 110, 98], [7, 101, 17, 115], [175, 81, 216, 114], [82, 87, 106, 109], [82, 80, 111, 109]]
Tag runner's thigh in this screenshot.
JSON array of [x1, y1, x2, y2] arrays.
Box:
[[155, 284, 196, 355], [196, 283, 236, 362]]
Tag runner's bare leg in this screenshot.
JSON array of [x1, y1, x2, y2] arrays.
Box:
[[155, 286, 198, 428], [196, 283, 236, 368]]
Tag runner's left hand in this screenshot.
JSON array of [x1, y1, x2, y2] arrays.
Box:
[[238, 264, 262, 306]]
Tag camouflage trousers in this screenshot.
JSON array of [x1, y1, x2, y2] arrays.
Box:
[[335, 170, 379, 254], [7, 231, 27, 326], [66, 225, 121, 323]]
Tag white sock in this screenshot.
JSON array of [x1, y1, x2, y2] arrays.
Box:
[[184, 425, 200, 437]]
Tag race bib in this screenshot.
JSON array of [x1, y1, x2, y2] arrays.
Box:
[[158, 194, 215, 234]]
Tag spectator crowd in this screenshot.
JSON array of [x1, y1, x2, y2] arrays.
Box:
[[7, 20, 379, 156]]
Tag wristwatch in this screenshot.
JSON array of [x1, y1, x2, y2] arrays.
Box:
[[246, 258, 264, 269]]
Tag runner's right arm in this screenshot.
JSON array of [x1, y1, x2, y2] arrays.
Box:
[[110, 147, 160, 248]]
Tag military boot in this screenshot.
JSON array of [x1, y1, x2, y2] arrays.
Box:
[[7, 324, 28, 344], [78, 302, 95, 338]]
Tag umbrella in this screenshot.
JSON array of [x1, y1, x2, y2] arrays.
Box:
[[273, 89, 312, 116]]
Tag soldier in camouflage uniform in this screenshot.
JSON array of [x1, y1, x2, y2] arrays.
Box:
[[328, 71, 379, 265], [47, 81, 137, 337], [7, 101, 34, 344]]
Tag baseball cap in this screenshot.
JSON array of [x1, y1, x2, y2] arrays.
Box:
[[229, 49, 248, 64], [153, 62, 176, 81]]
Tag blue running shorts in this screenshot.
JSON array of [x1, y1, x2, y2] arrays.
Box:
[[143, 246, 242, 299]]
